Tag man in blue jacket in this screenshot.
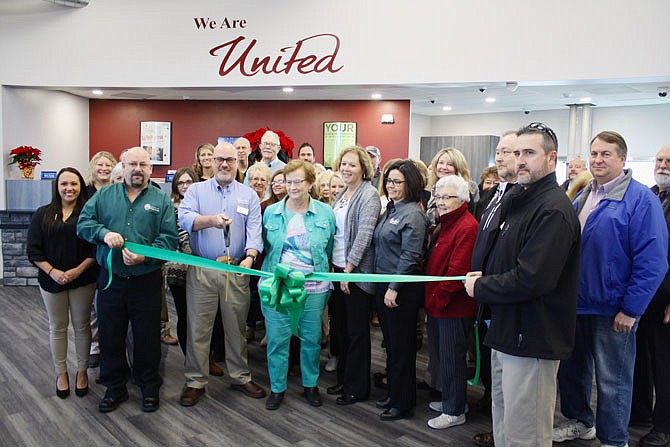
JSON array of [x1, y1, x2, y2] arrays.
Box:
[[554, 131, 669, 447]]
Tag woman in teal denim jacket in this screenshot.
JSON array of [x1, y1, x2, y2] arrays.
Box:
[[261, 160, 336, 410]]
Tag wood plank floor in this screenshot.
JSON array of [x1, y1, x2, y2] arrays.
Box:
[[0, 285, 647, 446]]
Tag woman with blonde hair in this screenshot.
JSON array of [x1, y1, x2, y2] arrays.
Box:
[[85, 151, 117, 197], [327, 145, 381, 405], [328, 172, 345, 204], [428, 147, 479, 213], [192, 143, 215, 181], [566, 169, 593, 201], [315, 170, 334, 203], [247, 162, 273, 201]]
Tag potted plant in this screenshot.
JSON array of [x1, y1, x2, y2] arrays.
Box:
[[8, 145, 42, 179]]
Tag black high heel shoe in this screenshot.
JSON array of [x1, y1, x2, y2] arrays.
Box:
[[75, 371, 89, 397], [56, 373, 70, 399]]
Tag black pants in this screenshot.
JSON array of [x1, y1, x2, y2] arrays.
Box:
[[630, 300, 670, 432], [375, 282, 422, 411], [98, 269, 162, 398], [342, 283, 373, 398], [330, 268, 349, 385]]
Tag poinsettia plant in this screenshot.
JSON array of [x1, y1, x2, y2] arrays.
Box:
[[8, 145, 42, 169], [243, 127, 294, 160]]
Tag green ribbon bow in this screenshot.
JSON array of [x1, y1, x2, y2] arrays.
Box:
[[258, 263, 309, 336]]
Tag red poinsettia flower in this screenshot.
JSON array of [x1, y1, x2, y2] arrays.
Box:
[[8, 145, 42, 169]]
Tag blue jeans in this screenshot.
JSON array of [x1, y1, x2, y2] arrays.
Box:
[[557, 314, 638, 447], [262, 291, 330, 393]]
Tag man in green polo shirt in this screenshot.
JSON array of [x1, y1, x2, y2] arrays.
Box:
[[78, 146, 177, 414]]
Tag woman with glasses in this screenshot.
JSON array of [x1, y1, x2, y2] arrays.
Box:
[[261, 160, 336, 410], [167, 167, 197, 355], [326, 146, 381, 406], [424, 175, 478, 430], [245, 170, 288, 343], [28, 168, 97, 399], [315, 170, 334, 203], [247, 163, 272, 201], [373, 160, 429, 420]]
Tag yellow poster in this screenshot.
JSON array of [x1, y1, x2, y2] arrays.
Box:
[[323, 122, 357, 167]]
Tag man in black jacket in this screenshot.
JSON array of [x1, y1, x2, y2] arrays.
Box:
[[465, 123, 581, 447]]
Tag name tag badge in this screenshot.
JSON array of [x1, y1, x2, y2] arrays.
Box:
[[237, 206, 249, 216]]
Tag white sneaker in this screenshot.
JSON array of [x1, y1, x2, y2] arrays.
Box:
[[428, 413, 466, 429], [324, 355, 338, 372], [429, 401, 468, 414], [552, 420, 596, 442]]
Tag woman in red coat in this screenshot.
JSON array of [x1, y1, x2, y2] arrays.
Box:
[[424, 174, 478, 430]]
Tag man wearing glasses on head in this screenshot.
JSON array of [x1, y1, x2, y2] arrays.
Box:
[[177, 142, 266, 407], [465, 123, 581, 447], [260, 130, 286, 174]]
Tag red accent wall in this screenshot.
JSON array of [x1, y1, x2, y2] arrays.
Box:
[[89, 99, 410, 177]]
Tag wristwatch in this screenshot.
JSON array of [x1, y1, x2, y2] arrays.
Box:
[[245, 253, 257, 263]]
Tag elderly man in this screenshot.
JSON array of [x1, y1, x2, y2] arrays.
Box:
[[78, 147, 178, 413], [561, 156, 587, 190], [465, 122, 581, 447], [365, 145, 382, 188], [554, 132, 668, 447], [178, 142, 265, 407], [297, 142, 316, 163], [234, 137, 252, 181], [260, 130, 286, 173], [631, 144, 670, 447]]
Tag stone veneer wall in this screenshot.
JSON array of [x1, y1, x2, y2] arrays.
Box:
[[0, 211, 39, 286]]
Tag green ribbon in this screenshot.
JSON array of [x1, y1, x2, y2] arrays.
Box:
[[258, 263, 308, 336], [104, 241, 466, 289], [104, 241, 467, 340]]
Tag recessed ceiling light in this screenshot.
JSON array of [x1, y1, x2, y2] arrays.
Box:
[[371, 93, 382, 99], [282, 87, 294, 93], [579, 97, 592, 103], [442, 106, 452, 111], [92, 89, 103, 95], [485, 97, 496, 103]]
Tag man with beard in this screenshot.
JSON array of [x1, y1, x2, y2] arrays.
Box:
[[630, 144, 670, 447], [466, 123, 581, 447], [561, 157, 587, 190], [178, 142, 266, 406], [78, 147, 178, 413]]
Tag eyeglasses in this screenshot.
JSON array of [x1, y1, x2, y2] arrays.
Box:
[[213, 157, 237, 165], [433, 194, 459, 201], [249, 177, 268, 183], [126, 162, 151, 169], [176, 180, 194, 187], [285, 179, 307, 186], [261, 142, 278, 148], [384, 178, 405, 186], [527, 122, 558, 147], [271, 180, 285, 186]]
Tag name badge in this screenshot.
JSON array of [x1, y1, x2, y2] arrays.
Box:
[[237, 206, 249, 215]]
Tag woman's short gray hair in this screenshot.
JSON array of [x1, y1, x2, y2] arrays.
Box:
[[434, 175, 470, 203]]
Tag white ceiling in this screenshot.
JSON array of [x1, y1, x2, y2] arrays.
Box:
[[47, 79, 670, 117], [4, 0, 669, 116]]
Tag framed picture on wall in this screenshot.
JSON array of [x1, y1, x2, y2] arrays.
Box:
[[323, 122, 357, 167], [140, 121, 172, 165]]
